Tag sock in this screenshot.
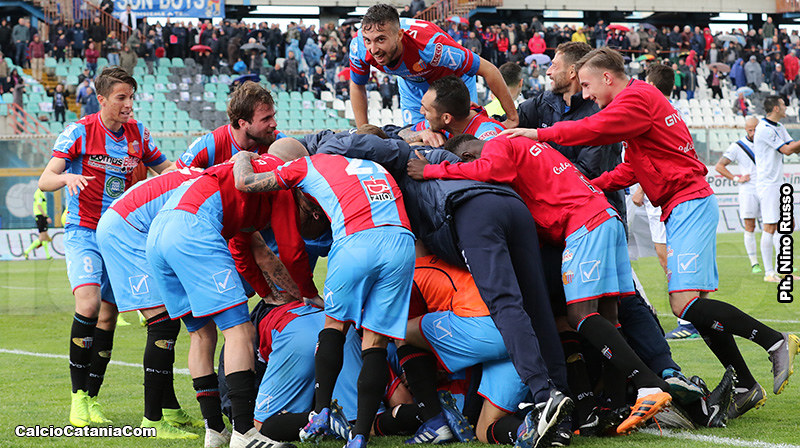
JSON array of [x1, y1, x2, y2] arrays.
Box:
[[314, 328, 345, 413], [577, 313, 668, 392], [143, 313, 180, 421], [744, 231, 758, 266], [24, 239, 41, 255], [226, 370, 256, 434], [70, 313, 97, 393], [396, 344, 441, 421], [559, 331, 594, 423], [193, 373, 225, 432], [694, 325, 757, 388], [42, 240, 51, 258], [600, 360, 629, 408], [373, 404, 424, 436], [260, 412, 309, 441], [86, 327, 114, 397], [681, 297, 783, 351], [761, 232, 775, 274], [353, 347, 389, 438], [486, 414, 523, 445]]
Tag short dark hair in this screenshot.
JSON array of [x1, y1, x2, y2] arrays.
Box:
[[555, 41, 592, 66], [355, 124, 388, 139], [362, 4, 400, 32], [574, 47, 626, 78], [645, 64, 675, 96], [764, 95, 783, 113], [429, 76, 470, 120], [444, 133, 478, 154], [227, 81, 275, 129], [499, 62, 522, 87], [94, 66, 137, 97]]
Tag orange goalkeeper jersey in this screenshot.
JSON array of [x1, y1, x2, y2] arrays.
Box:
[[413, 255, 489, 317]]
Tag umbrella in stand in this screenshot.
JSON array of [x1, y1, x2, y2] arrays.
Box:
[[241, 42, 266, 52], [233, 73, 260, 84], [717, 34, 739, 43], [190, 45, 212, 52], [736, 86, 754, 96], [525, 53, 551, 65], [636, 54, 656, 61], [337, 67, 351, 80], [607, 24, 631, 32], [640, 23, 657, 32], [709, 62, 731, 73], [341, 17, 360, 26], [447, 15, 469, 25]]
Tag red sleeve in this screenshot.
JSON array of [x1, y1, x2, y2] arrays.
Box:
[[536, 89, 654, 147], [270, 190, 318, 298], [592, 161, 638, 191], [422, 143, 517, 184], [229, 231, 272, 298], [274, 157, 309, 189]]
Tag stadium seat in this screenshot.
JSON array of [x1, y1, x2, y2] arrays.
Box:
[[172, 58, 185, 68], [321, 91, 334, 102], [301, 91, 315, 101]]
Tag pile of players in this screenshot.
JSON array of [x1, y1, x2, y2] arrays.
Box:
[[37, 5, 800, 448]]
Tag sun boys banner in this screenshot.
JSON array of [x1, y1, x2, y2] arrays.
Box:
[[115, 0, 224, 18]]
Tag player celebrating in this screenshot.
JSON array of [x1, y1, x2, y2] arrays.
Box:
[[753, 96, 800, 282], [399, 76, 505, 145], [715, 116, 762, 274], [23, 188, 53, 259], [38, 66, 172, 427], [501, 48, 800, 408], [175, 82, 284, 170], [349, 4, 518, 131], [146, 139, 315, 448], [232, 150, 415, 448]]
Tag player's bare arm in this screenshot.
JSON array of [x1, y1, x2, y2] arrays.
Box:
[[499, 127, 539, 140], [406, 150, 429, 180], [38, 157, 95, 195], [250, 232, 302, 300], [232, 151, 282, 193], [151, 159, 174, 174], [714, 156, 750, 183], [779, 140, 800, 155], [398, 127, 446, 147], [350, 81, 369, 127], [477, 57, 519, 129]]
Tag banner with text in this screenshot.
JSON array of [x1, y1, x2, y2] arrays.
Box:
[[114, 0, 224, 19]]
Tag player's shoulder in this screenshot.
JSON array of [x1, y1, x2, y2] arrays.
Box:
[[53, 121, 87, 153]]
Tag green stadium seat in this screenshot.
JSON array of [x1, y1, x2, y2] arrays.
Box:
[[301, 91, 315, 101], [312, 118, 326, 130], [172, 58, 185, 68], [136, 110, 151, 121], [134, 67, 145, 76], [313, 109, 326, 120], [45, 57, 57, 68], [277, 91, 290, 102], [160, 58, 172, 68], [156, 75, 169, 84], [66, 110, 78, 121], [0, 104, 7, 115], [142, 75, 156, 85], [156, 66, 170, 76], [325, 118, 338, 129], [300, 109, 313, 120], [162, 120, 175, 131], [55, 66, 68, 77], [2, 93, 13, 103], [164, 110, 177, 120], [150, 110, 164, 121], [70, 57, 83, 67], [290, 91, 301, 101], [136, 59, 146, 67], [204, 83, 217, 92], [164, 102, 177, 112], [65, 75, 79, 85], [215, 101, 226, 111]]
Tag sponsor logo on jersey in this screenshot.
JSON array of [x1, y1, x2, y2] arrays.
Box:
[[88, 153, 141, 174], [155, 339, 176, 350], [477, 130, 498, 141], [677, 140, 695, 153], [562, 249, 573, 262], [553, 161, 572, 175], [528, 144, 543, 157], [363, 177, 394, 202], [562, 270, 574, 285], [665, 111, 683, 127], [105, 176, 125, 198], [430, 42, 444, 66], [72, 337, 93, 349], [413, 60, 428, 72]]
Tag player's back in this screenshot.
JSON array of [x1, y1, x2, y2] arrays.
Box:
[[413, 255, 488, 317], [109, 167, 204, 233], [753, 119, 787, 186], [275, 154, 412, 241], [258, 302, 325, 361]]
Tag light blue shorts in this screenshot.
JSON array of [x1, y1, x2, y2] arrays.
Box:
[[665, 195, 719, 293], [64, 225, 115, 303]]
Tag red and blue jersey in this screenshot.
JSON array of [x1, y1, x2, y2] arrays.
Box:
[[274, 154, 412, 241], [349, 18, 480, 87], [52, 113, 166, 230], [412, 106, 505, 141], [176, 124, 287, 169], [109, 167, 203, 233], [257, 301, 322, 362]]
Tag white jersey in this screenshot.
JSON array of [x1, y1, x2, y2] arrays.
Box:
[[753, 118, 791, 187], [722, 137, 757, 195]]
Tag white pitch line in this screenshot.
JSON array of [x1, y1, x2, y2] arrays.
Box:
[[640, 428, 800, 448], [0, 348, 191, 375]]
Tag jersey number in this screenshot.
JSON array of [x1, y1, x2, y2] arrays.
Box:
[[406, 19, 428, 39], [345, 159, 375, 175]]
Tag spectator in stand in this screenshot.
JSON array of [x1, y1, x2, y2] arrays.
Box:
[[119, 44, 137, 75], [200, 50, 215, 82], [297, 70, 310, 92], [409, 0, 426, 16], [105, 31, 121, 67], [507, 44, 524, 65], [334, 74, 349, 100], [400, 5, 413, 18], [311, 65, 326, 99], [233, 58, 247, 74], [772, 63, 786, 91], [79, 85, 99, 117], [481, 25, 497, 65], [268, 62, 285, 91], [735, 91, 749, 116], [593, 19, 605, 48], [707, 42, 720, 64], [54, 29, 69, 63], [642, 35, 661, 56], [1, 68, 21, 95], [745, 55, 764, 89], [668, 25, 681, 59], [671, 62, 683, 99], [28, 34, 45, 80], [100, 0, 114, 16], [763, 17, 776, 50], [784, 50, 799, 83], [285, 50, 299, 91], [70, 22, 86, 59], [78, 68, 92, 85], [0, 52, 7, 80], [88, 17, 107, 55], [303, 37, 322, 69], [528, 32, 546, 54], [628, 27, 640, 50], [0, 20, 12, 59], [496, 31, 509, 65], [707, 65, 724, 99], [12, 18, 29, 67], [85, 42, 100, 77], [378, 75, 396, 108], [52, 83, 68, 123], [684, 65, 698, 100], [463, 31, 482, 56], [323, 49, 339, 86], [119, 4, 138, 34], [572, 27, 587, 44]]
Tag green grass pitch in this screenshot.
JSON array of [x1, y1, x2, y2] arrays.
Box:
[[0, 232, 798, 447]]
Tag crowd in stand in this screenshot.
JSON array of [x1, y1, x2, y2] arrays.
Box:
[[5, 5, 800, 117]]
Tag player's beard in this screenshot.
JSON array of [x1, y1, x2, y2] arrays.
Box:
[[246, 130, 276, 147], [550, 72, 571, 95], [376, 42, 402, 67]]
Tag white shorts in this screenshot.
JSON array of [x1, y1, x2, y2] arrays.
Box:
[[738, 189, 760, 220], [757, 183, 780, 224], [644, 198, 666, 245]]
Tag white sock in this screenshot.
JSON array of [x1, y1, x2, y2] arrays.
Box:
[[761, 232, 775, 275], [636, 387, 664, 400], [744, 231, 758, 266]]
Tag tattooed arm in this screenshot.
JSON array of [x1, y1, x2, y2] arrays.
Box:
[[232, 151, 283, 193], [250, 231, 302, 300]]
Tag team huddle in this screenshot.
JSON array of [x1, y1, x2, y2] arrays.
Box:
[[36, 4, 800, 448]]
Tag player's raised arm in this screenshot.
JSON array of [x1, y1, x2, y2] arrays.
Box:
[[232, 151, 280, 193], [38, 157, 94, 195], [350, 81, 369, 127], [477, 57, 519, 129]]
